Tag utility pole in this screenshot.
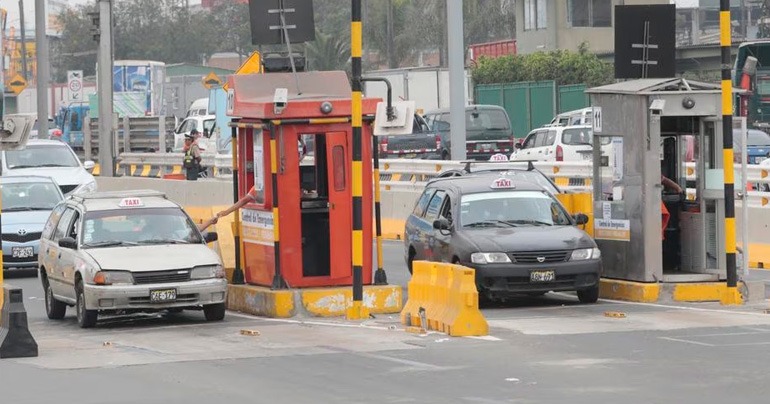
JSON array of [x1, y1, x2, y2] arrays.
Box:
[[386, 0, 395, 68], [35, 0, 49, 136], [447, 0, 466, 160], [97, 0, 115, 176], [19, 0, 28, 81]]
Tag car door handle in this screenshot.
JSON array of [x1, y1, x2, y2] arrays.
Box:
[[58, 253, 61, 259]]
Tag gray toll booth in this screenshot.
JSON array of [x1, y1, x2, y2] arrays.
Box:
[[587, 78, 737, 283]]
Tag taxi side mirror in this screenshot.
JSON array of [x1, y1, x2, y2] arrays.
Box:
[[514, 142, 522, 150], [433, 217, 452, 231], [203, 232, 218, 243], [58, 237, 78, 249], [574, 213, 589, 226]]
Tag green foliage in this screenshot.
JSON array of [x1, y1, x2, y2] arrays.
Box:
[[472, 45, 615, 87]]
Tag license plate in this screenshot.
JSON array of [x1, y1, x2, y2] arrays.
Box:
[[582, 153, 592, 161], [404, 153, 417, 159], [477, 143, 494, 150], [530, 270, 555, 282], [11, 246, 34, 259], [150, 289, 177, 302]]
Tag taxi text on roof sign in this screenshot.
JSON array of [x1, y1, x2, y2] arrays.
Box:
[[489, 153, 509, 162], [119, 198, 143, 208], [491, 178, 515, 189]]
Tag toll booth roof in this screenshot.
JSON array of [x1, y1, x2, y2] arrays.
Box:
[[586, 78, 726, 95], [228, 71, 380, 119]]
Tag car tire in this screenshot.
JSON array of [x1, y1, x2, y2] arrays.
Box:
[[203, 303, 226, 321], [577, 285, 600, 304], [44, 281, 67, 320], [76, 282, 98, 328], [407, 249, 416, 275]]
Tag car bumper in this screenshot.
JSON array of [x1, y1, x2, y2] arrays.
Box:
[[2, 241, 39, 270], [83, 279, 228, 310], [462, 259, 602, 297]]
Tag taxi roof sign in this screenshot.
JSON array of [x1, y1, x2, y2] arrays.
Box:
[[202, 71, 223, 90], [119, 197, 144, 208], [489, 153, 509, 162], [8, 74, 27, 95], [490, 178, 515, 189]]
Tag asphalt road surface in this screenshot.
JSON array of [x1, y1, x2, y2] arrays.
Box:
[[3, 241, 770, 403]]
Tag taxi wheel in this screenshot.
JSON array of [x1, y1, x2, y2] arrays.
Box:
[[577, 285, 600, 304], [44, 281, 67, 320], [203, 303, 226, 321], [76, 282, 98, 328]]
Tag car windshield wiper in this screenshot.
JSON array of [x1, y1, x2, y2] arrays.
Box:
[[137, 238, 191, 245], [82, 240, 138, 248], [464, 220, 517, 228], [504, 219, 554, 226], [8, 165, 37, 169]]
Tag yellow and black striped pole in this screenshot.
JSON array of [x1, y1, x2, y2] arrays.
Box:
[[269, 124, 286, 289], [231, 123, 244, 284], [347, 0, 369, 320], [720, 0, 740, 304]]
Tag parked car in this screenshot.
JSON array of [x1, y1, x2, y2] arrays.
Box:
[[172, 114, 217, 153], [377, 114, 441, 159], [30, 118, 62, 140], [1, 176, 64, 275], [435, 160, 563, 195], [548, 107, 593, 127], [424, 105, 515, 160], [39, 190, 227, 328], [734, 129, 770, 164], [511, 125, 612, 163], [404, 173, 601, 303], [0, 139, 97, 196]]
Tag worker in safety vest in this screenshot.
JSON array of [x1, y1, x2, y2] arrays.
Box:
[[183, 130, 202, 181]]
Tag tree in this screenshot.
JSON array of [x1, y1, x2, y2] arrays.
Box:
[[50, 4, 99, 82], [305, 29, 350, 71], [472, 44, 615, 87]]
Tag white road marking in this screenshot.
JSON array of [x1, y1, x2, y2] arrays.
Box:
[[658, 337, 716, 347], [465, 335, 503, 341], [226, 311, 394, 330]]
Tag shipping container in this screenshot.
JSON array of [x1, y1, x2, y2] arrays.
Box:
[[468, 40, 517, 64]]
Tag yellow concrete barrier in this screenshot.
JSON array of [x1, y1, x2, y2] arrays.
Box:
[[556, 192, 594, 237], [401, 261, 488, 337]]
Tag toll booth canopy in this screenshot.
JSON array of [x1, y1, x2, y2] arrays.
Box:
[[227, 71, 378, 288], [587, 78, 739, 283]]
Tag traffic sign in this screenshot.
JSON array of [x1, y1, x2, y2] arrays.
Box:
[[8, 74, 27, 95], [592, 107, 603, 134], [202, 71, 223, 90], [223, 51, 262, 91], [67, 70, 84, 102]]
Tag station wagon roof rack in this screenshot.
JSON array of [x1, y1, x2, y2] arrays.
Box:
[[69, 190, 167, 202], [461, 160, 536, 173]]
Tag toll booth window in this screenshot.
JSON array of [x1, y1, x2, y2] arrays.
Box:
[[598, 136, 624, 201], [757, 78, 770, 95], [252, 131, 265, 204], [332, 145, 345, 191]]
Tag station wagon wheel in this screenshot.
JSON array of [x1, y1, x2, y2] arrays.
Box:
[[44, 278, 66, 320], [203, 303, 226, 321], [76, 281, 98, 328]]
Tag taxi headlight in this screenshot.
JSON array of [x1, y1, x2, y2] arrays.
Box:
[[471, 252, 511, 264], [93, 271, 133, 285], [571, 248, 601, 261], [191, 265, 225, 279]]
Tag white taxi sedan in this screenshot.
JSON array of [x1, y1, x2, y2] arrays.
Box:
[[39, 190, 227, 328]]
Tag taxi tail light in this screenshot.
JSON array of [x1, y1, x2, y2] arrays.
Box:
[[556, 145, 564, 161], [435, 137, 441, 151]]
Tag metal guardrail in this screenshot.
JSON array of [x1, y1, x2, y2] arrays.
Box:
[[84, 116, 177, 159]]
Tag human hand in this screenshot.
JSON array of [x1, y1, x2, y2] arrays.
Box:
[[216, 211, 225, 218]]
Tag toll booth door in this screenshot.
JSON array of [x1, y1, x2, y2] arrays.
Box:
[[326, 132, 352, 279]]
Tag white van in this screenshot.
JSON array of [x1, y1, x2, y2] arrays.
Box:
[[511, 125, 610, 162], [549, 107, 593, 127], [173, 115, 218, 153], [187, 98, 209, 117]]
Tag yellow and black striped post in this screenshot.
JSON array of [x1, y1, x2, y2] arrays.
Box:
[[720, 0, 740, 304], [231, 123, 244, 284], [269, 124, 287, 289], [347, 0, 369, 320]]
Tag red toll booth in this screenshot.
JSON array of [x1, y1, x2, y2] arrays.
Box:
[[226, 71, 378, 289]]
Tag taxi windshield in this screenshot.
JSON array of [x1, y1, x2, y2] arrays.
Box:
[[1, 182, 62, 211], [460, 191, 572, 227], [81, 207, 202, 247]]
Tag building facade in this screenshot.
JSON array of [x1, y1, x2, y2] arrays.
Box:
[[514, 0, 670, 54]]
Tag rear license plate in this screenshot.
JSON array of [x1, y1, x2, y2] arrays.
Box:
[[404, 153, 417, 159], [530, 270, 555, 282], [11, 246, 33, 259], [582, 153, 592, 161], [477, 143, 494, 150], [150, 289, 177, 302]]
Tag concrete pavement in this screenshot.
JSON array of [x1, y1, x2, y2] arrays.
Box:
[[4, 241, 770, 403]]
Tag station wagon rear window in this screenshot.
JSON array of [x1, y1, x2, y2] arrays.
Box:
[[459, 191, 571, 227]]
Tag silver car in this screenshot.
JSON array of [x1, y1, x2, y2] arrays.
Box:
[[39, 190, 227, 328], [2, 176, 64, 274]]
